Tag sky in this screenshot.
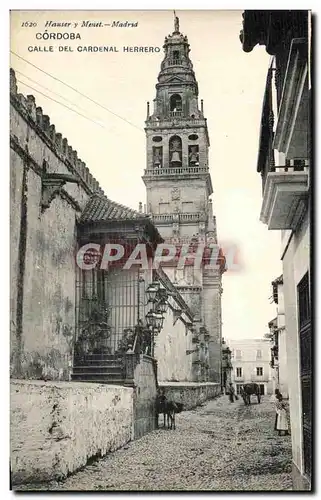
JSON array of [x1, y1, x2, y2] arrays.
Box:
[[10, 9, 283, 341]]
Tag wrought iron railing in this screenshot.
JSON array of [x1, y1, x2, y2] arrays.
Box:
[[75, 268, 141, 356], [270, 164, 309, 174]]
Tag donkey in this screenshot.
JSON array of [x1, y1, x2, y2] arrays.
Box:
[[165, 400, 184, 430], [240, 383, 261, 405], [155, 390, 184, 430]]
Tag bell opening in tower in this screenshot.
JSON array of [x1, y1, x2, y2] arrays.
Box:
[[169, 135, 182, 167], [188, 145, 199, 166], [170, 94, 182, 117], [153, 146, 163, 168], [172, 50, 181, 65]]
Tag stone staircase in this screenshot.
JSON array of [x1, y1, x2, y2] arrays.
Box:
[[71, 354, 128, 385]]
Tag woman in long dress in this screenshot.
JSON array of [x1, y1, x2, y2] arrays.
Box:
[[276, 394, 289, 436], [272, 389, 281, 430]]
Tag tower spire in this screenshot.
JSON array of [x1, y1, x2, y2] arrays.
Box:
[[173, 10, 180, 33]]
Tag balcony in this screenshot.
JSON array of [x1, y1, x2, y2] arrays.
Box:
[[151, 213, 202, 225], [167, 58, 182, 66], [251, 374, 269, 383], [260, 164, 309, 230], [143, 166, 209, 178], [145, 117, 207, 129]]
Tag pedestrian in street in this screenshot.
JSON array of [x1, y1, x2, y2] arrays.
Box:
[[228, 383, 236, 403], [275, 394, 289, 436], [273, 389, 281, 431]]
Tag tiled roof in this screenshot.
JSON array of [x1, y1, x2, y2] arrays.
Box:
[[80, 193, 148, 223]]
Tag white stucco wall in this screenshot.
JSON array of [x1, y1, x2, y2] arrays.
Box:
[[276, 284, 288, 398], [11, 380, 134, 485], [154, 307, 193, 382], [278, 328, 288, 398], [282, 209, 309, 476]]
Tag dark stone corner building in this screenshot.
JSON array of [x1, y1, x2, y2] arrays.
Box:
[[10, 17, 227, 485]]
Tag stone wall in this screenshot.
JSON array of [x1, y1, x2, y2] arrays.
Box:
[[145, 178, 210, 231], [202, 270, 222, 383], [133, 355, 158, 438], [10, 69, 103, 381], [159, 381, 221, 410], [10, 380, 133, 485]]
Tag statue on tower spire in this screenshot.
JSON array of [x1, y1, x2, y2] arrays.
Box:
[[173, 10, 180, 32]]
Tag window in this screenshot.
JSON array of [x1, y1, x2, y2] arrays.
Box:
[[298, 272, 311, 329], [153, 146, 163, 168], [256, 367, 263, 376], [188, 144, 199, 166], [256, 349, 262, 359], [235, 349, 242, 360], [169, 135, 182, 166], [182, 201, 194, 213], [169, 94, 182, 112], [159, 203, 170, 214], [172, 50, 181, 64], [236, 367, 242, 377], [236, 384, 243, 395]]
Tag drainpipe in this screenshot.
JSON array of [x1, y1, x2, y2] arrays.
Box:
[[15, 147, 29, 377]]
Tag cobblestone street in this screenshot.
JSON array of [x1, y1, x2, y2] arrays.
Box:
[[18, 395, 292, 492]]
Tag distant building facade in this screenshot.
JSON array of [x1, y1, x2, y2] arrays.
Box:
[[240, 10, 311, 490], [268, 275, 288, 398], [229, 339, 273, 396]]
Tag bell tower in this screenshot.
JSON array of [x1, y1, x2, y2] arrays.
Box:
[[143, 14, 224, 384], [143, 13, 213, 238]]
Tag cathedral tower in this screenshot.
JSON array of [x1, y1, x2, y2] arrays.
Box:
[[143, 14, 224, 383]]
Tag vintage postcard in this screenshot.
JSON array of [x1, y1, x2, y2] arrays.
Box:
[[10, 9, 312, 491]]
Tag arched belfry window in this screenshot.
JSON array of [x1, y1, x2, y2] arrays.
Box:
[[169, 135, 182, 167], [153, 146, 163, 168], [188, 145, 199, 166], [172, 50, 180, 64], [170, 94, 182, 116]]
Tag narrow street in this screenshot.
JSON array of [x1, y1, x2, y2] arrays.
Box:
[[18, 395, 292, 492]]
